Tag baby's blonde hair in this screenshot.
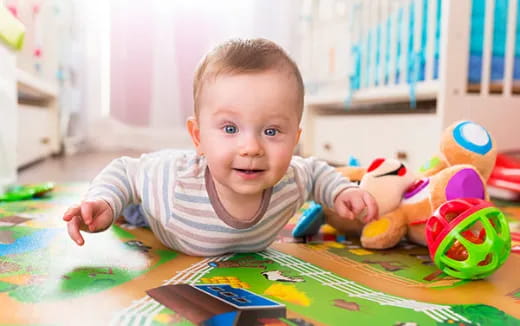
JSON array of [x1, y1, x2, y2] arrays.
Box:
[[193, 38, 304, 118]]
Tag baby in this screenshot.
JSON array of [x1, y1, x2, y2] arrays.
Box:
[[63, 38, 378, 256]]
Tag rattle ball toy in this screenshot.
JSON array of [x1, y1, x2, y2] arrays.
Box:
[[425, 198, 511, 279]]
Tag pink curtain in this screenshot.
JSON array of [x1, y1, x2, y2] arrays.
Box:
[[172, 6, 213, 122], [110, 1, 154, 127], [108, 0, 300, 133]]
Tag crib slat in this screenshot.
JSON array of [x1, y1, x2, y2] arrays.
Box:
[[425, 0, 437, 81], [400, 1, 410, 85], [388, 1, 399, 86], [379, 0, 388, 86], [369, 0, 378, 88], [481, 0, 495, 95], [361, 0, 369, 89], [365, 0, 374, 88], [503, 0, 518, 96], [350, 1, 361, 91], [373, 0, 380, 87], [413, 0, 423, 83]]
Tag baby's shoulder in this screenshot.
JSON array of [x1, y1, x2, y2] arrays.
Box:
[[137, 150, 203, 175], [288, 155, 314, 173], [141, 149, 195, 160], [136, 149, 194, 164]]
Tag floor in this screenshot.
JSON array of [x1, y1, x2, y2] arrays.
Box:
[[6, 152, 520, 325], [18, 150, 144, 184], [1, 181, 519, 325]]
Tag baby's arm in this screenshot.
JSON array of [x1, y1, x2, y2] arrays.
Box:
[[63, 156, 144, 245], [84, 156, 143, 220], [291, 156, 354, 208], [291, 156, 378, 225]]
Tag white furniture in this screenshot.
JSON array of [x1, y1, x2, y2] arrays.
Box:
[[299, 0, 520, 170], [11, 0, 63, 167], [0, 41, 18, 193], [16, 68, 59, 167]]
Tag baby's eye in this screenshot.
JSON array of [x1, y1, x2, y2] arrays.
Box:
[[224, 125, 238, 134], [264, 128, 278, 136]]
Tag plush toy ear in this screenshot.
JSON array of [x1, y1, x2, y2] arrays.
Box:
[[430, 165, 488, 209], [440, 121, 497, 180], [367, 158, 385, 172], [445, 168, 486, 200]]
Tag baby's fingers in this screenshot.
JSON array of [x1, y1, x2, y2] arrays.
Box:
[[80, 201, 95, 226], [336, 201, 355, 220], [363, 192, 379, 223], [62, 205, 81, 221], [349, 196, 367, 216], [67, 216, 85, 246]]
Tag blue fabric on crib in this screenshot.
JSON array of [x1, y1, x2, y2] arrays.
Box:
[[516, 0, 520, 79], [470, 0, 518, 57], [469, 55, 520, 82], [468, 0, 520, 82], [374, 0, 439, 85], [349, 0, 519, 94], [468, 0, 519, 82]]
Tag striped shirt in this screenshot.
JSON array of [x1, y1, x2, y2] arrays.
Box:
[[84, 150, 353, 256]]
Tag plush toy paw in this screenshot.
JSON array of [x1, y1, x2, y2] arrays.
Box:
[[360, 210, 408, 249]]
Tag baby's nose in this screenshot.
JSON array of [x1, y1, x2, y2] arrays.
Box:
[[239, 136, 264, 157]]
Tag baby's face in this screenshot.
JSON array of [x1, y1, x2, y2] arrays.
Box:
[[195, 70, 301, 198]]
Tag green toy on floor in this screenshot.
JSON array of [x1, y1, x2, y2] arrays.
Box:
[[0, 182, 54, 201]]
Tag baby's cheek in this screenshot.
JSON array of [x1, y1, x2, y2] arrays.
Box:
[[274, 156, 292, 174]]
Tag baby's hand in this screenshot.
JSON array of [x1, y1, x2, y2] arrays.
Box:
[[62, 200, 114, 245], [334, 188, 379, 224]]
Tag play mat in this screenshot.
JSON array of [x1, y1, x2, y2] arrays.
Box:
[[1, 183, 519, 325]]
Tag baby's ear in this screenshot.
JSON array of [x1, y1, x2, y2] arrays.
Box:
[[295, 128, 302, 144], [186, 117, 203, 154]]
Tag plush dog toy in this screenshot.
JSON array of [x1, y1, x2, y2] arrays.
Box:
[[323, 120, 497, 249]]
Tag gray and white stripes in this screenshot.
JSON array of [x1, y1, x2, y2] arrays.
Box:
[[84, 150, 352, 256]]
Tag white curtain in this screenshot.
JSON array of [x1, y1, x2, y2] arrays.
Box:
[[81, 0, 301, 152]]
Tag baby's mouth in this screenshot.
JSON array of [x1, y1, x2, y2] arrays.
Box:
[[234, 168, 264, 174]]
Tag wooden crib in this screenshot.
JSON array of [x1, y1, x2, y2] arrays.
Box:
[[301, 0, 520, 170]]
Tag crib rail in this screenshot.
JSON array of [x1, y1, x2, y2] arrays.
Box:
[[347, 0, 520, 105], [349, 0, 441, 104], [464, 0, 520, 95], [440, 0, 520, 153], [504, 0, 519, 96]]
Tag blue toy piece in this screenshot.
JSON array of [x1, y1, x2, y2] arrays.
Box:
[[292, 201, 324, 237], [347, 155, 361, 167]]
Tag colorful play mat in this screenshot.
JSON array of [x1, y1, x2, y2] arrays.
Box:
[[0, 183, 519, 325]]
